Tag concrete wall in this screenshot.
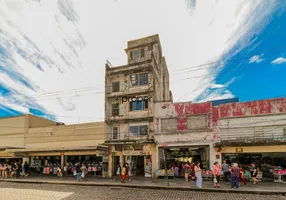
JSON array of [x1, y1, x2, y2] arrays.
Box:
[[219, 114, 286, 141], [25, 122, 105, 149], [0, 116, 26, 148]]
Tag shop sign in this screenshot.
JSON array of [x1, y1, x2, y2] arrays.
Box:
[[112, 152, 120, 156], [236, 148, 243, 153], [123, 151, 151, 156]]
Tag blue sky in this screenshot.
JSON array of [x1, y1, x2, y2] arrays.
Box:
[[202, 5, 286, 102], [0, 0, 285, 123]]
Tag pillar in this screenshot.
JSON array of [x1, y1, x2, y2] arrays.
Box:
[[60, 152, 64, 170], [107, 147, 113, 178]]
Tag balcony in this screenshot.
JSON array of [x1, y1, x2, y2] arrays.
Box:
[[105, 133, 154, 144], [218, 134, 286, 146]]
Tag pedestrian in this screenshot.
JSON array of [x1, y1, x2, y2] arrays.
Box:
[[184, 162, 191, 181], [121, 164, 127, 183], [194, 162, 202, 188], [230, 163, 240, 189], [2, 163, 7, 179], [221, 160, 230, 182], [125, 163, 131, 181], [250, 163, 258, 184], [115, 164, 121, 180], [75, 163, 82, 182], [212, 162, 221, 188], [190, 162, 196, 181], [174, 163, 179, 178], [0, 163, 3, 179], [239, 165, 247, 186], [24, 162, 29, 177], [7, 163, 12, 178], [57, 166, 62, 177], [13, 162, 20, 179], [81, 163, 87, 181]]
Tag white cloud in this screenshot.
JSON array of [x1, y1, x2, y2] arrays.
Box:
[[249, 55, 263, 63], [271, 57, 286, 65], [0, 0, 279, 123], [210, 84, 224, 89]]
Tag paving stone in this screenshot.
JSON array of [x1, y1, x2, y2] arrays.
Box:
[[0, 182, 285, 200]]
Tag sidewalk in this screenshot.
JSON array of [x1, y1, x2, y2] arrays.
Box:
[[0, 176, 285, 195]]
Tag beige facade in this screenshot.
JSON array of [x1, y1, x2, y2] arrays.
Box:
[[0, 115, 107, 171], [105, 34, 172, 178]]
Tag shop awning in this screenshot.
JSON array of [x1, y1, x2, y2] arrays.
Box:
[[5, 145, 109, 153]]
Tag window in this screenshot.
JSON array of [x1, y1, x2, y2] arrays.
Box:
[[112, 82, 120, 92], [129, 125, 148, 137], [284, 129, 286, 136], [131, 49, 144, 60], [130, 73, 148, 86], [129, 101, 148, 111], [112, 127, 119, 140], [112, 103, 119, 116]]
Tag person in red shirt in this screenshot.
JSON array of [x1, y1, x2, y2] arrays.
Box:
[[239, 166, 247, 185]]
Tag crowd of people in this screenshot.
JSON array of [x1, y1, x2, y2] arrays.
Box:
[[172, 160, 259, 189], [0, 161, 29, 179]]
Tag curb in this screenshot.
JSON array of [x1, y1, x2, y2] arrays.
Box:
[[1, 179, 285, 196]]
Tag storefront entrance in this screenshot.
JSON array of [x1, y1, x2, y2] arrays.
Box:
[[113, 156, 120, 176], [123, 155, 152, 177], [222, 152, 286, 178]]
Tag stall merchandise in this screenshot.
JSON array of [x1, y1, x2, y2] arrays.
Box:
[[155, 169, 174, 177]]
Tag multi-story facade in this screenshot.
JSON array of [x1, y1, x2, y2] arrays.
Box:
[[104, 34, 172, 178]]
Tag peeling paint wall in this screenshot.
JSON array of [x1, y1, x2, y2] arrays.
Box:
[[217, 98, 286, 118], [154, 98, 286, 143]]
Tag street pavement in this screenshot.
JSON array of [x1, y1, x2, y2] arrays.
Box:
[[0, 182, 285, 200], [1, 175, 286, 195]]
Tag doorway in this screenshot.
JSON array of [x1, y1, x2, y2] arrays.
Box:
[[113, 156, 120, 176], [125, 156, 144, 176]]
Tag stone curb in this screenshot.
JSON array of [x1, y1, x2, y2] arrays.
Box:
[[1, 179, 285, 196]]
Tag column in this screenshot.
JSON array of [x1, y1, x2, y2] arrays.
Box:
[[60, 152, 64, 171]]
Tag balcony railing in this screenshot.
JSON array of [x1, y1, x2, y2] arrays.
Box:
[[220, 134, 286, 144], [105, 133, 150, 142]]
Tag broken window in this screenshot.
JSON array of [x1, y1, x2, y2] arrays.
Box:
[[130, 73, 148, 86]]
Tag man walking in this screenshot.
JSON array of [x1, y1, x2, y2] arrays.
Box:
[[222, 160, 230, 181]]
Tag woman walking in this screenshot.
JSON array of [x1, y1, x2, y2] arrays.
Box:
[[250, 163, 258, 184], [184, 162, 191, 181], [239, 165, 247, 186], [230, 163, 240, 189], [121, 164, 127, 183], [194, 162, 202, 188], [213, 162, 221, 188]]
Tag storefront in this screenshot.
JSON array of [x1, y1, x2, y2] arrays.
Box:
[[0, 149, 24, 164], [156, 144, 212, 178], [221, 145, 286, 178], [6, 146, 109, 177], [109, 144, 154, 178]]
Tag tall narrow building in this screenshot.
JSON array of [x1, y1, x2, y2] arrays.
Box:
[[104, 34, 172, 178]]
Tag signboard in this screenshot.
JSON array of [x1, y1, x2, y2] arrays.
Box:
[[123, 151, 151, 156], [236, 148, 243, 153]]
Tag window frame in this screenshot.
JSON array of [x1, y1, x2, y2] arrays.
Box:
[[112, 126, 119, 140], [129, 101, 148, 111], [112, 82, 120, 92], [111, 103, 120, 116], [129, 125, 149, 137], [131, 49, 144, 60], [130, 73, 148, 86]]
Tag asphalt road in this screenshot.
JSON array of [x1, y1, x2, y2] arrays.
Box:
[[0, 182, 285, 200]]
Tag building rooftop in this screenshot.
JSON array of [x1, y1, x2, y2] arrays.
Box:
[[127, 34, 160, 49]]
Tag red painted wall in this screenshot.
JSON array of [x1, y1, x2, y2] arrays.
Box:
[[171, 98, 286, 131]]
